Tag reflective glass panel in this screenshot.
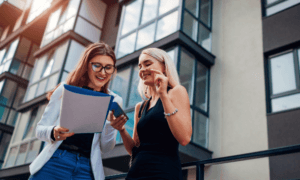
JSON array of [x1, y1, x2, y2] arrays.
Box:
[[0, 133, 11, 162], [185, 0, 199, 17], [36, 79, 48, 97], [192, 111, 208, 147], [267, 0, 279, 5], [27, 44, 39, 65], [12, 111, 30, 143], [65, 40, 85, 72], [141, 0, 159, 24], [31, 55, 47, 83], [183, 12, 198, 41], [200, 0, 211, 27], [272, 93, 300, 112], [0, 80, 18, 106], [51, 41, 69, 73], [15, 143, 28, 166], [63, 16, 76, 33], [22, 65, 33, 80], [3, 60, 12, 72], [3, 39, 19, 62], [159, 0, 179, 15], [121, 0, 142, 35], [61, 71, 69, 82], [110, 66, 131, 105], [25, 140, 42, 163], [46, 73, 59, 92], [198, 23, 211, 52], [10, 60, 24, 76], [128, 65, 142, 107], [23, 107, 38, 139], [6, 110, 18, 126], [179, 49, 195, 103], [45, 8, 61, 33], [195, 62, 208, 111], [156, 11, 178, 40], [4, 146, 18, 167], [0, 106, 10, 124], [270, 52, 296, 95], [42, 54, 54, 78], [117, 32, 136, 59], [42, 31, 54, 47], [0, 49, 6, 64], [13, 87, 26, 109], [66, 0, 80, 19], [24, 84, 38, 102], [266, 0, 300, 16], [75, 17, 101, 42], [27, 0, 52, 23], [136, 22, 156, 50]]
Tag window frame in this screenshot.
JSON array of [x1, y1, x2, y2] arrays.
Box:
[[266, 47, 300, 113], [262, 0, 300, 17]]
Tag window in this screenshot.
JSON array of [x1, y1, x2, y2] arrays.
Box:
[[24, 40, 69, 102], [27, 0, 53, 23], [264, 0, 300, 16], [116, 0, 180, 58], [3, 104, 46, 168], [40, 0, 80, 47], [182, 0, 212, 52], [0, 37, 38, 80], [0, 132, 11, 168], [0, 79, 25, 127], [267, 48, 300, 112]]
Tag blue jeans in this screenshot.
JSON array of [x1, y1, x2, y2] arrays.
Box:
[[29, 149, 94, 180]]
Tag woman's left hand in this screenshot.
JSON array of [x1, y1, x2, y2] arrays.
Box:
[[151, 69, 168, 97]]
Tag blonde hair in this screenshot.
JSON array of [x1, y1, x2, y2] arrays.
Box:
[[138, 48, 180, 100]]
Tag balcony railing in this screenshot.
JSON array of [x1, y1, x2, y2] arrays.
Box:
[[105, 144, 300, 180]]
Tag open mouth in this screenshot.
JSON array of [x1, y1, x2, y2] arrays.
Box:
[[142, 72, 151, 79], [96, 76, 105, 80]]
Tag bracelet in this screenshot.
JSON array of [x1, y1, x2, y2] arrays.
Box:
[[164, 108, 178, 117]]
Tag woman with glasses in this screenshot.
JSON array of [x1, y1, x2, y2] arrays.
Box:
[[110, 48, 192, 180], [29, 42, 126, 180]]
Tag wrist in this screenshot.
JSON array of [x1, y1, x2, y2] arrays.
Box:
[[119, 128, 126, 133], [159, 92, 169, 100]]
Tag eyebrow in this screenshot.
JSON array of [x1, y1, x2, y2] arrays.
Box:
[[138, 59, 152, 67], [90, 62, 114, 66]]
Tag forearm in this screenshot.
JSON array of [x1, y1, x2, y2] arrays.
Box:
[[119, 129, 136, 155], [160, 94, 191, 145]]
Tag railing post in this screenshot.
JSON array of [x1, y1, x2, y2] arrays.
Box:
[[196, 164, 204, 180]]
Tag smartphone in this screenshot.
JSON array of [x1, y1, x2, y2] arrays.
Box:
[[111, 102, 128, 119]]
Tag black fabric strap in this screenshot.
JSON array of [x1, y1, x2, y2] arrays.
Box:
[[138, 101, 146, 119]]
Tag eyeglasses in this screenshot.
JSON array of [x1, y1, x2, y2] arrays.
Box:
[[89, 62, 116, 74]]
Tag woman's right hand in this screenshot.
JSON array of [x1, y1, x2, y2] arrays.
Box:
[[53, 126, 74, 141], [108, 111, 128, 131]]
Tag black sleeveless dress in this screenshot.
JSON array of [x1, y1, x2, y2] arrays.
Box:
[[126, 98, 183, 180]]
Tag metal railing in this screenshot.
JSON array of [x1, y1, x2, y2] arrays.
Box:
[[105, 144, 300, 180]]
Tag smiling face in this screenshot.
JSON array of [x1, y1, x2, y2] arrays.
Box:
[[87, 55, 114, 91], [138, 53, 165, 86]]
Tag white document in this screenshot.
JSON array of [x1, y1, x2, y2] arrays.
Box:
[[59, 84, 114, 133]]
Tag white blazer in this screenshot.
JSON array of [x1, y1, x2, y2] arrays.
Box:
[[29, 82, 122, 180]]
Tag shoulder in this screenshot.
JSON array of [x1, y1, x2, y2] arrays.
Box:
[[169, 85, 188, 96], [135, 101, 143, 112], [50, 82, 66, 100]]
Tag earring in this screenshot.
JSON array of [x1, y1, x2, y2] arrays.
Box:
[[145, 86, 148, 95]]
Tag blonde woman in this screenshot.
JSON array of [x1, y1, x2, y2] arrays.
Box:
[[110, 48, 192, 179], [29, 42, 126, 180]]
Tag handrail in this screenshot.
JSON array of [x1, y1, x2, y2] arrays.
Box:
[[105, 144, 300, 180]]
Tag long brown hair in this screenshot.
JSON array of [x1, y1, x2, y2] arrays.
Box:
[[47, 42, 116, 100]]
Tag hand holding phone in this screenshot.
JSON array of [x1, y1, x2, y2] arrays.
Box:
[[111, 102, 128, 120]]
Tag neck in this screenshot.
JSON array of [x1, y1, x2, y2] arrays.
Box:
[[87, 82, 102, 92], [148, 86, 159, 102]]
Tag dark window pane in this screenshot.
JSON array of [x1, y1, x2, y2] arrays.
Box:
[[179, 49, 195, 103], [128, 65, 142, 107], [0, 133, 11, 161], [10, 60, 24, 76], [13, 87, 26, 109], [183, 11, 198, 41], [270, 52, 296, 95], [0, 106, 10, 124], [198, 23, 211, 52], [0, 80, 18, 107], [185, 0, 199, 17], [200, 0, 211, 27], [195, 62, 208, 111], [192, 111, 208, 147]]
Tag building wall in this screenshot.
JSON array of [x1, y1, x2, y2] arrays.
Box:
[[206, 0, 269, 179]]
